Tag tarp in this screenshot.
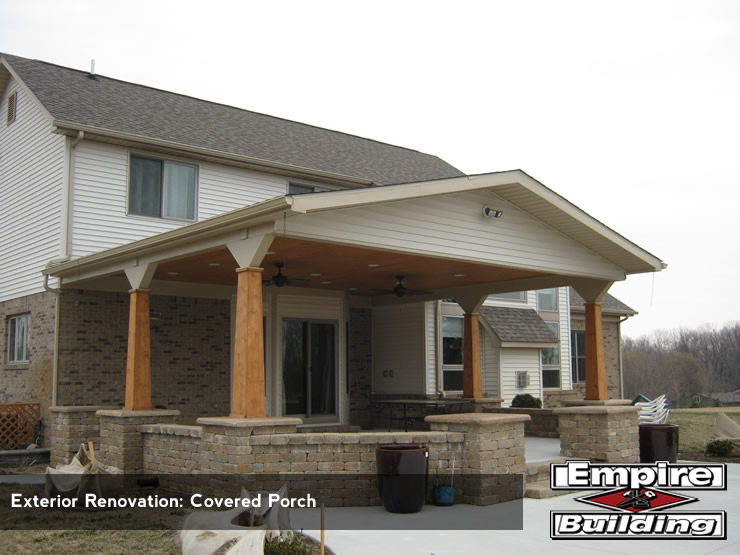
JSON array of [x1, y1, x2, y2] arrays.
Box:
[[713, 412, 740, 447], [45, 443, 122, 501]]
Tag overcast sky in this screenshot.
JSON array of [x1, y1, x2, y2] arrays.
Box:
[[2, 0, 738, 338]]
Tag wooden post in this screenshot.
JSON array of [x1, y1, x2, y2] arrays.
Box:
[[231, 267, 266, 418], [584, 302, 609, 400], [462, 312, 483, 399], [124, 289, 152, 410]]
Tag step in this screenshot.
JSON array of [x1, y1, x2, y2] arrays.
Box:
[[525, 457, 566, 484], [525, 479, 581, 499]]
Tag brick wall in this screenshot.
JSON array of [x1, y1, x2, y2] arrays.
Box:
[[348, 308, 372, 428], [0, 291, 56, 444], [56, 290, 231, 421], [569, 317, 623, 400]]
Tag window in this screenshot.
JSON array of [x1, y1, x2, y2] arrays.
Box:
[[537, 288, 558, 312], [7, 314, 30, 364], [541, 321, 560, 388], [442, 316, 464, 390], [7, 91, 17, 125], [489, 291, 526, 301], [288, 183, 330, 195], [129, 155, 196, 220], [571, 330, 586, 383]]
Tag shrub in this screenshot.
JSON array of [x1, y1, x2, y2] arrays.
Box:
[[705, 439, 734, 457], [264, 535, 312, 555], [511, 394, 542, 408]]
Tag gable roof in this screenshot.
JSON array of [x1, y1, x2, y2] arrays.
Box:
[[569, 287, 637, 316], [0, 53, 464, 186], [479, 306, 558, 346]]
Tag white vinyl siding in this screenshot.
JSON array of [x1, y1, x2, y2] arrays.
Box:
[[371, 303, 426, 394], [500, 347, 541, 406], [556, 287, 572, 390], [288, 189, 624, 279], [70, 142, 287, 258], [424, 301, 438, 395], [0, 77, 65, 301]]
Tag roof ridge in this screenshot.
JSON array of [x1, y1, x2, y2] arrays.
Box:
[[1, 52, 437, 157]]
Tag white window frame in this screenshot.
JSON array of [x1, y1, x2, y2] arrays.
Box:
[[7, 313, 30, 364], [128, 154, 198, 222], [541, 321, 560, 389]]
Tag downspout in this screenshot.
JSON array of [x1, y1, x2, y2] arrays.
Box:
[[618, 315, 630, 400], [43, 131, 83, 405], [435, 300, 445, 398]]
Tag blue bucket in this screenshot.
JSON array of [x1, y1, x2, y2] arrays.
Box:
[[433, 485, 455, 506]]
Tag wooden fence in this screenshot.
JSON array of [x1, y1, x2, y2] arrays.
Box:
[[0, 403, 40, 449]]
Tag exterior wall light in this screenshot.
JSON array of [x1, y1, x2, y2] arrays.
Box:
[[482, 206, 503, 218]]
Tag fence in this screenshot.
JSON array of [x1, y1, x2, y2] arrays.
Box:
[[0, 403, 41, 449]]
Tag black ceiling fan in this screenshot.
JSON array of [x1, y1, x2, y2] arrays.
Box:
[[264, 262, 310, 288], [375, 275, 432, 297]]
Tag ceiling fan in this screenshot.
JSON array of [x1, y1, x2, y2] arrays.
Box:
[[376, 275, 432, 297], [264, 262, 310, 288]]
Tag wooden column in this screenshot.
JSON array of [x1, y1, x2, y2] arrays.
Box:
[[462, 312, 484, 399], [231, 267, 266, 418], [124, 289, 152, 410], [584, 302, 609, 400]]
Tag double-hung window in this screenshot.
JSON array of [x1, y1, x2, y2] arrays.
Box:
[[537, 288, 558, 312], [571, 330, 586, 383], [541, 321, 560, 388], [442, 316, 464, 391], [129, 155, 197, 220], [7, 314, 30, 364]]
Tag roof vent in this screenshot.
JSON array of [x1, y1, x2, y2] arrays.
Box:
[[88, 59, 97, 80], [6, 91, 17, 125]]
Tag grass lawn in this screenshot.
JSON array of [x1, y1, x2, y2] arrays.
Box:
[[668, 408, 740, 457]]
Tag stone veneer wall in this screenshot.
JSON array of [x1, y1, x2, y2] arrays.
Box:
[[49, 406, 110, 465], [56, 290, 231, 422], [0, 291, 57, 445], [370, 394, 502, 431], [554, 405, 639, 463], [348, 308, 372, 428], [116, 413, 528, 507]]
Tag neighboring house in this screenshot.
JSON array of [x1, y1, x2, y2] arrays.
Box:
[[678, 391, 740, 409], [0, 54, 663, 441]]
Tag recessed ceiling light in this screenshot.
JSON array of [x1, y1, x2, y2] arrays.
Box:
[[368, 264, 380, 268], [348, 287, 358, 291], [310, 273, 321, 277], [167, 272, 179, 276], [321, 281, 332, 285], [208, 263, 221, 267], [266, 251, 276, 255], [455, 273, 466, 277]]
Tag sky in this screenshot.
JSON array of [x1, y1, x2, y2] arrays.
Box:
[[1, 0, 738, 338]]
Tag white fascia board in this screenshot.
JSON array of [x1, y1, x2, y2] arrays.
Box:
[[501, 341, 559, 349]]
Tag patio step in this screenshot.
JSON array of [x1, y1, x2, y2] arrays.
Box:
[[524, 458, 577, 499]]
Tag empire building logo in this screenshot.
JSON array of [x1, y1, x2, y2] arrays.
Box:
[[550, 461, 727, 540]]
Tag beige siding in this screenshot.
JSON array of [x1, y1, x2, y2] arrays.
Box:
[[71, 142, 287, 258], [500, 347, 541, 406], [289, 190, 624, 278], [424, 301, 438, 395], [371, 303, 426, 394], [0, 76, 65, 300], [556, 287, 572, 390]]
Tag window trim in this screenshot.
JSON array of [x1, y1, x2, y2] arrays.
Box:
[[127, 154, 198, 222], [6, 313, 30, 364]]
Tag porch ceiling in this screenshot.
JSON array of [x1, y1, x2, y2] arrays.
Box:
[[152, 237, 549, 296]]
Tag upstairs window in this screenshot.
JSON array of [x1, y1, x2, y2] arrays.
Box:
[[489, 291, 527, 301], [537, 288, 558, 312], [541, 321, 561, 388], [7, 313, 30, 364], [7, 91, 17, 125], [129, 155, 197, 221], [288, 183, 330, 195]]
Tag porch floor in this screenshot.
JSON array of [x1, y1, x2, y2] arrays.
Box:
[[524, 436, 561, 462]]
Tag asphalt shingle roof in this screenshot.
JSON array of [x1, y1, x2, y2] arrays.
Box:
[[568, 287, 637, 315], [479, 306, 558, 344], [1, 53, 465, 186]]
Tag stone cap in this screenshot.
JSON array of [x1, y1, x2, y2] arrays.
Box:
[[425, 413, 530, 425], [50, 406, 115, 413], [562, 399, 632, 407], [139, 424, 202, 437], [96, 409, 181, 418], [196, 416, 303, 428], [553, 405, 640, 415]]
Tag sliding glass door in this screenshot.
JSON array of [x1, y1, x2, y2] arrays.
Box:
[[282, 319, 337, 418]]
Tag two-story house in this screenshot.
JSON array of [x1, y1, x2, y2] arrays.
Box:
[[1, 54, 660, 441]]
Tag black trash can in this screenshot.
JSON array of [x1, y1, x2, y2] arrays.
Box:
[[376, 444, 428, 513], [639, 424, 679, 463]]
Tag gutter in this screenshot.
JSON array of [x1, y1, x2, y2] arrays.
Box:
[[618, 315, 631, 400], [52, 121, 373, 189]]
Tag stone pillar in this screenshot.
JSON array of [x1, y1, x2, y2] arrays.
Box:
[[125, 289, 152, 410], [463, 312, 483, 399], [49, 406, 110, 465], [426, 413, 529, 504], [584, 301, 608, 401], [231, 267, 266, 418], [97, 409, 179, 472], [554, 405, 640, 463]]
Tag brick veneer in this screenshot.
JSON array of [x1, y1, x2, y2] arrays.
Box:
[[49, 405, 111, 465], [348, 308, 372, 428], [554, 405, 639, 463]]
